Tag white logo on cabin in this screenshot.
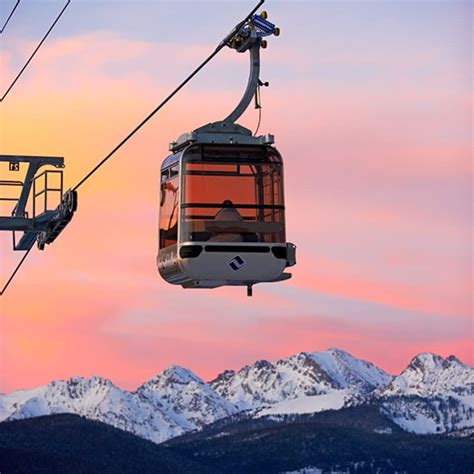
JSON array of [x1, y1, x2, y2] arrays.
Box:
[[228, 256, 246, 271]]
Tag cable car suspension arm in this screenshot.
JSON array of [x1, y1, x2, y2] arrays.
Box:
[[223, 10, 279, 124]]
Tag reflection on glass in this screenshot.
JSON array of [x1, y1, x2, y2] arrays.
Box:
[[181, 151, 285, 243], [159, 166, 179, 248]]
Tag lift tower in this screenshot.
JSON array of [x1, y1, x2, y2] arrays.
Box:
[[0, 155, 77, 251]]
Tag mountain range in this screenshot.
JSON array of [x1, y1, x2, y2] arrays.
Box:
[[1, 348, 472, 444]]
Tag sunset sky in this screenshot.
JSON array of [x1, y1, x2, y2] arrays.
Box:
[[0, 0, 472, 393]]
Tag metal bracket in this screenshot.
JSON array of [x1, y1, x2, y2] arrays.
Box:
[[169, 11, 280, 152], [0, 155, 77, 251], [223, 12, 278, 125], [224, 44, 261, 124]]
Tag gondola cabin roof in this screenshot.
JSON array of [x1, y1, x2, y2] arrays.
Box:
[[161, 121, 277, 171], [161, 151, 182, 170]]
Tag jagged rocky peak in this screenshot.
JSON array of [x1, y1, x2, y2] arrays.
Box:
[[327, 347, 352, 357], [446, 354, 464, 365], [284, 348, 391, 391], [406, 352, 468, 377], [140, 365, 204, 391], [380, 352, 473, 397], [406, 352, 468, 373], [2, 376, 118, 423], [210, 358, 285, 409], [55, 376, 113, 399], [254, 359, 275, 369], [210, 359, 278, 394], [235, 359, 276, 375], [326, 347, 380, 368], [209, 369, 237, 393], [132, 370, 236, 437], [210, 369, 235, 384], [407, 353, 444, 370], [326, 347, 392, 388], [410, 353, 468, 373], [41, 376, 113, 406], [210, 348, 392, 410], [278, 352, 337, 389], [137, 365, 236, 419], [238, 359, 277, 380]]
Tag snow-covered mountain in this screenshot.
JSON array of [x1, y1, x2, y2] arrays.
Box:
[[375, 353, 474, 434], [0, 349, 472, 442], [0, 367, 235, 444], [210, 348, 391, 412], [136, 365, 237, 432], [378, 353, 472, 397]]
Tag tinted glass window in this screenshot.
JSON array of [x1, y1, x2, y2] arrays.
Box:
[[159, 168, 179, 248], [181, 149, 285, 243]]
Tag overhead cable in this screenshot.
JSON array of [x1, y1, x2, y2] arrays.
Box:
[[0, 246, 33, 296], [0, 0, 20, 34], [0, 0, 70, 102]]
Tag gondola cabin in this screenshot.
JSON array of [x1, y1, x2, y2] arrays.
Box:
[[157, 10, 295, 295], [157, 122, 296, 295]]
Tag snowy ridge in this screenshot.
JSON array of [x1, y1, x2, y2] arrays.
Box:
[[378, 353, 473, 397], [0, 349, 472, 442], [0, 367, 235, 444], [306, 348, 391, 391], [137, 365, 237, 431], [210, 348, 391, 411], [381, 395, 473, 434], [376, 353, 474, 434]]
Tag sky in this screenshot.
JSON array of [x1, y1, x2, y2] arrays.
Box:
[[0, 0, 472, 392]]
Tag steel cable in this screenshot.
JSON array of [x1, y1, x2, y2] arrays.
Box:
[[0, 0, 20, 34], [0, 0, 70, 102], [0, 246, 33, 295]]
